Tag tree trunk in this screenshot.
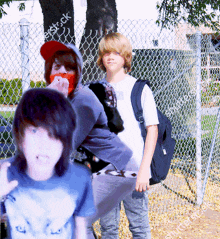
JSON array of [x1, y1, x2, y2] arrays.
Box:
[[39, 0, 75, 44], [79, 0, 118, 83]]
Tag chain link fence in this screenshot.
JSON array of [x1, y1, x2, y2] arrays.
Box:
[[0, 19, 220, 237]]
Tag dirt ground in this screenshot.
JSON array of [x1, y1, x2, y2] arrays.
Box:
[[151, 208, 220, 239], [94, 207, 220, 238], [93, 173, 220, 239]]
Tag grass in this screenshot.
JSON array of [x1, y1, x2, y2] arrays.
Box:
[[0, 111, 14, 119], [0, 111, 14, 125], [202, 115, 217, 131], [201, 115, 219, 139]]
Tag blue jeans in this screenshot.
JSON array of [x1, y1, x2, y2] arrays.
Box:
[[100, 190, 151, 239], [86, 172, 137, 238]]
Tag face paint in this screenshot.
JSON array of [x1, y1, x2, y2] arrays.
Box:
[[50, 73, 77, 95]]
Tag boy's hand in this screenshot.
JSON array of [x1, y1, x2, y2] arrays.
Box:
[[47, 76, 69, 97], [0, 162, 18, 198], [1, 213, 7, 223], [135, 168, 150, 192]]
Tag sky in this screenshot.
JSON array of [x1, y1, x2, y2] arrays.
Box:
[[0, 0, 159, 23]]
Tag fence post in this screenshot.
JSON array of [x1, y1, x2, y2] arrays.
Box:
[[19, 18, 30, 94], [195, 31, 202, 206], [202, 107, 220, 202]]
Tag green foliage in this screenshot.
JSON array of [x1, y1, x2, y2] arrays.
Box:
[[0, 78, 46, 105], [0, 0, 25, 19], [0, 78, 22, 104], [18, 2, 25, 11], [30, 80, 47, 89], [0, 130, 12, 144], [156, 0, 220, 31]]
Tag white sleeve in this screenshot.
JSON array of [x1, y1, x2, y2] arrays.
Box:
[[141, 85, 159, 126]]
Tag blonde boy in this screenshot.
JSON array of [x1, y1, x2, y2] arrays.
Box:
[[97, 33, 159, 239]]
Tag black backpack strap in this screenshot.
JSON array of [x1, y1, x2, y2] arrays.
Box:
[[131, 79, 151, 142]]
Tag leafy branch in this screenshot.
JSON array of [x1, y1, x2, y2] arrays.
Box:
[[156, 0, 220, 31]]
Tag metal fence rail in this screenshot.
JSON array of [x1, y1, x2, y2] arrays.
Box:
[[0, 19, 219, 235]]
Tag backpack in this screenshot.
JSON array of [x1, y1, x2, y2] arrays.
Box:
[[74, 82, 124, 173], [131, 79, 176, 185], [89, 82, 124, 134]]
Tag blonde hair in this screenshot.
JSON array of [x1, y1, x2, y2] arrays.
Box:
[[97, 32, 132, 73]]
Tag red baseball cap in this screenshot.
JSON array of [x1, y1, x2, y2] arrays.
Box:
[[40, 41, 70, 60]]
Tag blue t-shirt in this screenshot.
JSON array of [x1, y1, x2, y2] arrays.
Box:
[[4, 157, 95, 239]]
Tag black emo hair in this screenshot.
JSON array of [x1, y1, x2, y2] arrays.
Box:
[[12, 88, 76, 176]]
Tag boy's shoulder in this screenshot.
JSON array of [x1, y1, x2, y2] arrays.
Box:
[[117, 75, 138, 88], [129, 77, 152, 93], [118, 74, 136, 83], [72, 85, 103, 106], [75, 85, 98, 98], [68, 162, 92, 180], [126, 76, 151, 90], [112, 75, 152, 94]]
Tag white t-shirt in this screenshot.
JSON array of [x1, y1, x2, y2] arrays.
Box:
[[109, 75, 159, 172]]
